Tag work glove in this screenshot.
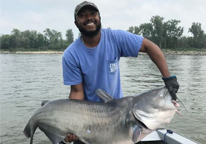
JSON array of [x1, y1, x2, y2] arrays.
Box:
[[162, 75, 179, 100]]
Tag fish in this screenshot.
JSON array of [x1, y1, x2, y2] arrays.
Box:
[[23, 86, 179, 144]]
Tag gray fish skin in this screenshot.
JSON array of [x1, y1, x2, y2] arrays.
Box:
[[23, 86, 177, 144]]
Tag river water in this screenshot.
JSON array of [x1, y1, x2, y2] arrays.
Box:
[[0, 54, 205, 144]]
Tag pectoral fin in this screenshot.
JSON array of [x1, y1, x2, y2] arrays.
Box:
[[132, 125, 141, 143], [39, 125, 65, 144]]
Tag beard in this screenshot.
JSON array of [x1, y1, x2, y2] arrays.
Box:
[[77, 21, 101, 37]]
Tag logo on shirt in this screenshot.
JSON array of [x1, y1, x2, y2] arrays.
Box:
[[110, 62, 117, 73]]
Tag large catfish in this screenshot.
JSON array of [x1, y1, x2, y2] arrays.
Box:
[[23, 86, 179, 144]]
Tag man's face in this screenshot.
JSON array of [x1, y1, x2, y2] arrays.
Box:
[[75, 6, 101, 37]]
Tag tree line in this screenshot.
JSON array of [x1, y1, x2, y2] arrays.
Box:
[[0, 28, 74, 51], [0, 15, 205, 51], [128, 16, 206, 49]]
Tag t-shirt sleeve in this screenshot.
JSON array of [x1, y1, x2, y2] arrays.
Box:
[[112, 30, 144, 57], [62, 53, 82, 85]]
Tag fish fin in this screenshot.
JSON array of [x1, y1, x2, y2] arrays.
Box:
[[23, 120, 38, 144], [126, 111, 142, 142], [41, 100, 49, 106], [132, 125, 141, 143], [23, 121, 32, 138], [95, 89, 113, 102], [39, 125, 64, 144]]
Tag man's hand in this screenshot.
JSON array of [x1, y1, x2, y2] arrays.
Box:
[[65, 134, 78, 143], [162, 75, 179, 100]]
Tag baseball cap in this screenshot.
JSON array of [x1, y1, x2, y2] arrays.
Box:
[[74, 1, 99, 18]]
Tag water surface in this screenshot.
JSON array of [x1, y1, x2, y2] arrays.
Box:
[[0, 54, 205, 144]]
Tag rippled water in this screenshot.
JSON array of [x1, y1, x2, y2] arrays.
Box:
[[0, 54, 206, 144]]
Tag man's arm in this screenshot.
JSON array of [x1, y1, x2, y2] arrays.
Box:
[[139, 38, 170, 77], [140, 38, 179, 100], [69, 83, 84, 100], [64, 83, 84, 143]]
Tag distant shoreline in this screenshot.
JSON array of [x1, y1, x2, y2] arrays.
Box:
[[161, 49, 206, 56], [0, 51, 64, 54], [1, 50, 206, 56]]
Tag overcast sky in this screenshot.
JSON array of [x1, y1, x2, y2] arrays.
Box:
[[0, 0, 206, 39]]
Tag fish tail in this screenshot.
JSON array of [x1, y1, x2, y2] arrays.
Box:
[[24, 121, 32, 138], [23, 120, 38, 144]]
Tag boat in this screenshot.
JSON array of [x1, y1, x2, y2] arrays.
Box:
[[136, 129, 198, 144]]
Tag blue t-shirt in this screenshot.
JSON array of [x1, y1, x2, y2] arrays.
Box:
[[62, 28, 143, 102]]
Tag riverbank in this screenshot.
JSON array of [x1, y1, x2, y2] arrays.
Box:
[[1, 49, 206, 55], [161, 49, 206, 56], [0, 51, 63, 54]]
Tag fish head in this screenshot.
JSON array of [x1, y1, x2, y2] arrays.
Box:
[[132, 86, 178, 130]]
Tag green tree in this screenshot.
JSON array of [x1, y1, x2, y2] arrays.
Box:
[[36, 33, 45, 50], [189, 22, 205, 48], [139, 23, 153, 39], [0, 35, 10, 50], [177, 36, 190, 48], [43, 28, 62, 50], [11, 28, 22, 49], [202, 34, 206, 48], [21, 30, 31, 49], [20, 30, 39, 50], [163, 19, 183, 48], [127, 26, 135, 33], [66, 29, 74, 45], [127, 26, 141, 34], [29, 30, 38, 49], [189, 22, 204, 38], [44, 28, 53, 44], [150, 15, 164, 47], [52, 30, 62, 44]]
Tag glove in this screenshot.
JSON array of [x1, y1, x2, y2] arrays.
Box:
[[162, 75, 179, 100]]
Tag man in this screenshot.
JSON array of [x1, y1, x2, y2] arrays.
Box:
[[62, 1, 179, 144]]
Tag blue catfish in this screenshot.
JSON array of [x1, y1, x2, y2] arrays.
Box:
[[23, 86, 179, 144]]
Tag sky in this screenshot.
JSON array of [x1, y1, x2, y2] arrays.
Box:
[[0, 0, 206, 39]]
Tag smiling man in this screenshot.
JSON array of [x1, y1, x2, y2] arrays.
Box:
[[74, 2, 101, 39], [62, 1, 179, 144]]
